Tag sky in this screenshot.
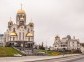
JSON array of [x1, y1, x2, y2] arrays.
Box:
[[0, 0, 84, 46]]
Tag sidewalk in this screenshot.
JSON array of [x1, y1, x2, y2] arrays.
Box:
[[0, 54, 80, 62]]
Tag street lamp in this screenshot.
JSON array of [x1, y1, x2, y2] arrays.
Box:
[[62, 48, 65, 56]]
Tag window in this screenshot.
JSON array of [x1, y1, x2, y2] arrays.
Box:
[[28, 28, 29, 32], [55, 46, 57, 47], [23, 32, 24, 40], [13, 28, 15, 32], [10, 37, 11, 41], [10, 23, 11, 25], [19, 32, 21, 40], [13, 37, 15, 41]]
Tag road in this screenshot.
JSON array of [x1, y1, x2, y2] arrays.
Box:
[[69, 57, 84, 62], [28, 55, 84, 62], [0, 54, 83, 62]]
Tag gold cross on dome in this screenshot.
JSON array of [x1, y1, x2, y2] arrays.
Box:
[[21, 3, 22, 10]]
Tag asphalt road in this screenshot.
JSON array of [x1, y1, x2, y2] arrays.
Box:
[[0, 54, 83, 62], [70, 57, 84, 62], [29, 55, 84, 62]]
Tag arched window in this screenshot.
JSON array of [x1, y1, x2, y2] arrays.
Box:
[[10, 36, 11, 41], [19, 32, 21, 40], [28, 28, 29, 32], [23, 32, 24, 40], [13, 37, 15, 41]]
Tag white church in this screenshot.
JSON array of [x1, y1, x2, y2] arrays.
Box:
[[3, 5, 34, 54], [53, 35, 80, 51]]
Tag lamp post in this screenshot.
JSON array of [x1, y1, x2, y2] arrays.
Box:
[[62, 48, 65, 56]]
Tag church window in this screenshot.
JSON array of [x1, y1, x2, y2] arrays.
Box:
[[10, 23, 11, 25], [19, 17, 20, 20], [13, 37, 15, 41], [21, 26, 23, 28], [23, 32, 24, 40], [19, 32, 21, 40], [28, 28, 29, 32], [17, 15, 20, 20], [10, 37, 11, 41], [13, 28, 15, 32], [18, 18, 19, 20], [28, 37, 30, 41], [55, 46, 57, 47], [31, 29, 32, 31], [23, 16, 24, 18]]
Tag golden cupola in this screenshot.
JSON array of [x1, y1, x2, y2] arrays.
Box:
[[17, 9, 25, 14], [26, 32, 33, 37], [16, 4, 26, 25], [17, 4, 25, 14], [10, 32, 17, 36], [10, 28, 17, 36], [26, 29, 33, 37]]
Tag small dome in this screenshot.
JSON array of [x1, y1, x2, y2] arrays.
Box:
[[17, 9, 25, 14], [29, 22, 34, 24], [10, 32, 17, 36], [55, 36, 60, 38], [26, 32, 33, 37], [8, 20, 13, 23], [29, 22, 34, 27], [67, 35, 71, 39]]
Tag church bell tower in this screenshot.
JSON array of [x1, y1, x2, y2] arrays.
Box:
[[16, 4, 26, 26]]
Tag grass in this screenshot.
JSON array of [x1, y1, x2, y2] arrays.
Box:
[[0, 47, 23, 57], [37, 49, 62, 56]]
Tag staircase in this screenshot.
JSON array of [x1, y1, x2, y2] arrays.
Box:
[[13, 47, 33, 55]]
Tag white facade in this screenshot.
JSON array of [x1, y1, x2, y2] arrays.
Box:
[[3, 6, 34, 49], [53, 35, 80, 51], [80, 43, 84, 54], [68, 39, 80, 50]]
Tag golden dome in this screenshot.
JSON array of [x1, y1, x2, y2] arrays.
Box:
[[10, 32, 17, 36], [17, 9, 25, 14], [26, 32, 33, 37]]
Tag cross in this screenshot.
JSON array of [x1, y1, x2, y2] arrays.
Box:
[[21, 3, 22, 10], [31, 18, 32, 22], [10, 17, 11, 21]]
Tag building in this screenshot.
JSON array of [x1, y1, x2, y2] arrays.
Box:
[[0, 34, 4, 46], [68, 37, 80, 50], [4, 5, 34, 54], [80, 43, 84, 54], [53, 35, 80, 51]]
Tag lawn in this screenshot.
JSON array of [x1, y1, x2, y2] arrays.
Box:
[[37, 49, 62, 56], [0, 47, 23, 57]]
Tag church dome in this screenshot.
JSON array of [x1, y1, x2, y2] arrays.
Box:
[[8, 20, 13, 22], [10, 32, 17, 36], [55, 36, 60, 38], [17, 9, 25, 14], [67, 35, 71, 39], [29, 22, 34, 27], [26, 32, 33, 37]]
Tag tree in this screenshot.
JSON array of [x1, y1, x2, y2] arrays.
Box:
[[39, 42, 45, 50]]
